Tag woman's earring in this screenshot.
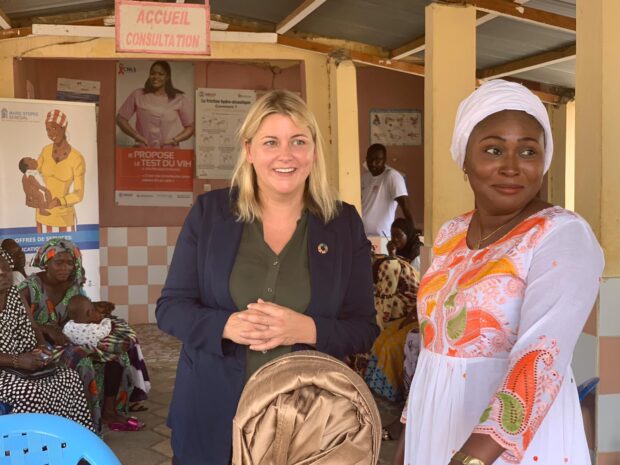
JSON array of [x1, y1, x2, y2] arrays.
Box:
[[463, 169, 468, 182]]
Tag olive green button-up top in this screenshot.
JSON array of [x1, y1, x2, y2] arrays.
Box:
[[229, 211, 311, 379]]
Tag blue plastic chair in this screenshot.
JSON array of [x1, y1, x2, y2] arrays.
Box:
[[0, 413, 121, 465], [578, 376, 600, 403]]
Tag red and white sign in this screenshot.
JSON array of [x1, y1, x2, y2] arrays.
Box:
[[116, 0, 210, 55], [115, 148, 194, 207]]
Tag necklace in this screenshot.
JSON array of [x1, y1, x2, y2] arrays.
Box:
[[476, 214, 517, 249]]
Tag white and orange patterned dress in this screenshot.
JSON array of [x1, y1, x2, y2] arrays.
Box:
[[403, 206, 604, 465]]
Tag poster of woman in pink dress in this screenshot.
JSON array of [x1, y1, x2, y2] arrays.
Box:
[[116, 60, 194, 148], [114, 60, 195, 207]]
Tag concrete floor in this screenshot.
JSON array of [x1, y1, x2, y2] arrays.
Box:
[[105, 324, 401, 465]]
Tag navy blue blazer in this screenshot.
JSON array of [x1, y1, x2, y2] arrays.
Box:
[[156, 188, 379, 465]]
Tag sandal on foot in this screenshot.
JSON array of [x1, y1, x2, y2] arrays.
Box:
[[128, 402, 149, 412], [107, 417, 144, 431]]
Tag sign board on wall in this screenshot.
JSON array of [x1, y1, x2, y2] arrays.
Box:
[[116, 0, 210, 55], [115, 60, 195, 207], [195, 88, 257, 180], [369, 109, 422, 146], [0, 98, 101, 299]]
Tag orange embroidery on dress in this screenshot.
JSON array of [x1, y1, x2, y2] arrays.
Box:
[[496, 216, 547, 245], [503, 350, 544, 429], [453, 310, 503, 347], [420, 320, 435, 348], [418, 271, 448, 300], [457, 258, 517, 289], [425, 300, 436, 318], [472, 248, 490, 263], [447, 254, 466, 268], [434, 231, 467, 256]]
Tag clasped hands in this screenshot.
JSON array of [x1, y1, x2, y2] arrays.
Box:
[[222, 299, 316, 352], [15, 347, 53, 371]]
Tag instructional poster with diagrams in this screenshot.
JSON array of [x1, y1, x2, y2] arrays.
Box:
[[195, 88, 256, 179], [369, 109, 422, 146]]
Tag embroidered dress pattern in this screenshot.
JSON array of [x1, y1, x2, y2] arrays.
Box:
[[403, 206, 603, 465]]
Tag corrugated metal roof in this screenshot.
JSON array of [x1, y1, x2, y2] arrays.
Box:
[[295, 0, 427, 50], [476, 17, 574, 69], [0, 0, 578, 89]]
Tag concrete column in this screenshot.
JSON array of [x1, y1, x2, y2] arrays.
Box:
[[423, 3, 476, 245], [328, 58, 361, 211], [576, 0, 620, 461], [546, 104, 567, 207], [301, 57, 335, 188]]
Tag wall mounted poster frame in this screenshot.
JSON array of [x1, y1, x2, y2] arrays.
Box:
[[369, 109, 422, 146], [195, 88, 256, 180], [115, 60, 195, 207]]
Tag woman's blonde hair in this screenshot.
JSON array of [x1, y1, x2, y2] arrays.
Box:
[[230, 90, 340, 223]]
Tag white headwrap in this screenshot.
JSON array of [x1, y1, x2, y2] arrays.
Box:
[[450, 79, 553, 173]]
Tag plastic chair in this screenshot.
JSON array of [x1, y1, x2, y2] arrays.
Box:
[[0, 413, 121, 465], [578, 377, 600, 403]]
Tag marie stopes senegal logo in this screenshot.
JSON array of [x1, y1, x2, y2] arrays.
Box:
[[1, 107, 39, 122]]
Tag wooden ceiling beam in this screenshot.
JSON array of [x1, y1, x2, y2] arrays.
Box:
[[478, 42, 576, 79], [0, 7, 12, 30], [277, 35, 425, 76], [277, 0, 327, 35], [0, 27, 31, 40], [460, 0, 576, 32], [390, 34, 425, 60]]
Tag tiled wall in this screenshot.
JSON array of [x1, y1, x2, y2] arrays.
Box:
[[597, 277, 620, 463], [99, 226, 181, 324]]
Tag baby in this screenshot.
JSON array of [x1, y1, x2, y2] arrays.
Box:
[[62, 295, 112, 347], [19, 157, 52, 216]]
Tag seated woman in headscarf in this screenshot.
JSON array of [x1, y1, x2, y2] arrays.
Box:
[[1, 238, 30, 285], [387, 218, 423, 271], [348, 218, 420, 404], [0, 248, 95, 431], [19, 238, 144, 432]]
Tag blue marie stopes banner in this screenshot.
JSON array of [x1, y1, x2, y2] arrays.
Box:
[[0, 99, 100, 299]]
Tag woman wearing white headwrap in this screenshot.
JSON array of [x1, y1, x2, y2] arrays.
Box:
[[392, 80, 604, 465]]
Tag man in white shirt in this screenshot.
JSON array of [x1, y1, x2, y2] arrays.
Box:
[[361, 143, 413, 237]]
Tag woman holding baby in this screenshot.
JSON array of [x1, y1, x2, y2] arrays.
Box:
[[0, 247, 94, 429], [30, 109, 86, 232], [19, 238, 147, 432]]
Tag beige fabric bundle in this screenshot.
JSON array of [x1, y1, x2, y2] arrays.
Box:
[[232, 351, 381, 465]]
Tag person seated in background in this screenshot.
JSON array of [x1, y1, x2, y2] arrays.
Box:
[[0, 239, 30, 285], [387, 218, 423, 271], [0, 248, 95, 431], [347, 217, 420, 402], [19, 238, 146, 431], [63, 295, 112, 347]]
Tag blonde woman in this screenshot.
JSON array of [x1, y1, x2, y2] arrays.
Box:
[[156, 90, 379, 465]]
